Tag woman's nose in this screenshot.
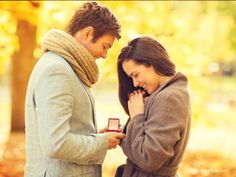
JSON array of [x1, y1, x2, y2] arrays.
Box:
[[133, 79, 139, 87]]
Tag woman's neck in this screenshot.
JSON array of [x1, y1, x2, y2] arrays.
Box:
[[159, 75, 173, 87]]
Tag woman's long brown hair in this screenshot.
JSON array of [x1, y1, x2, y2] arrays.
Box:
[[117, 36, 176, 115]]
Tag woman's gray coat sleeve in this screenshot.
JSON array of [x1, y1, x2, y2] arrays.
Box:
[[120, 92, 188, 172]]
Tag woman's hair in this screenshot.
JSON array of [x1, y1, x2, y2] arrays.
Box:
[[117, 36, 176, 115], [66, 2, 121, 41]]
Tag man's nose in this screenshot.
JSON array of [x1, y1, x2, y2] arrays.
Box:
[[101, 51, 108, 59]]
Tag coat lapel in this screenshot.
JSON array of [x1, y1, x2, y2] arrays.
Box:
[[144, 72, 184, 119]]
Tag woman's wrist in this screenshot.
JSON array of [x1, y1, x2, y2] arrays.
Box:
[[130, 112, 144, 119]]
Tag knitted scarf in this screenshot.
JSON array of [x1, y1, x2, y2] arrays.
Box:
[[41, 29, 99, 87]]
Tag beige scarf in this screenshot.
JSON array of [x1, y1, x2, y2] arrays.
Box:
[[41, 29, 99, 87]]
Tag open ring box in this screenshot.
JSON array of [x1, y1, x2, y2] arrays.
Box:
[[106, 118, 121, 132]]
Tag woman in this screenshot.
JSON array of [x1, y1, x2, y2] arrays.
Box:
[[117, 36, 191, 177]]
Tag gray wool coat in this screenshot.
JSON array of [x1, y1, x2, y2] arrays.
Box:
[[24, 52, 108, 177], [120, 72, 191, 177]]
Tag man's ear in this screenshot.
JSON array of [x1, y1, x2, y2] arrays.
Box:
[[83, 26, 94, 41]]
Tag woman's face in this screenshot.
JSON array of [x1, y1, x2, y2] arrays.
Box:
[[122, 59, 161, 94]]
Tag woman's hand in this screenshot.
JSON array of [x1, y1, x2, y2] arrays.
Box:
[[128, 90, 145, 119]]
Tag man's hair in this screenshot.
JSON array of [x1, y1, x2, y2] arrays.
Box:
[[66, 2, 121, 41]]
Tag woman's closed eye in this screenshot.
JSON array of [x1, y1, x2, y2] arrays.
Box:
[[132, 73, 139, 78]]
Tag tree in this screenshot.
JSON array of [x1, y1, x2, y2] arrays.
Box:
[[1, 1, 41, 131], [11, 19, 38, 131]]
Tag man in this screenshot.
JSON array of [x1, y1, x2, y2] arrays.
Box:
[[24, 2, 125, 177]]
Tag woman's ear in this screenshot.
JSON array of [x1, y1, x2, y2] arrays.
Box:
[[83, 26, 94, 41]]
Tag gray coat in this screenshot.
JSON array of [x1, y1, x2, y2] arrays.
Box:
[[24, 52, 108, 177], [120, 72, 191, 177]]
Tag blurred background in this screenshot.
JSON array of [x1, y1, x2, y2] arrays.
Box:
[[0, 1, 236, 177]]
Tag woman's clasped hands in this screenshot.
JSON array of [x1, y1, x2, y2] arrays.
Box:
[[128, 89, 146, 119]]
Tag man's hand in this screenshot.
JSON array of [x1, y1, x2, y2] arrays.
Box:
[[106, 132, 126, 149], [98, 127, 108, 133]]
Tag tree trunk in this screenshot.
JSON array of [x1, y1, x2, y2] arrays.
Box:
[[11, 20, 37, 131]]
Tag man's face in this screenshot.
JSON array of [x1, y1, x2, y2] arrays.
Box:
[[74, 27, 116, 59], [83, 34, 115, 59]]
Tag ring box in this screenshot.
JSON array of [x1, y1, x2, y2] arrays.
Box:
[[106, 118, 120, 132]]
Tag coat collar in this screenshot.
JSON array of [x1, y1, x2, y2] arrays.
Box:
[[148, 72, 187, 99], [144, 72, 188, 113]]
